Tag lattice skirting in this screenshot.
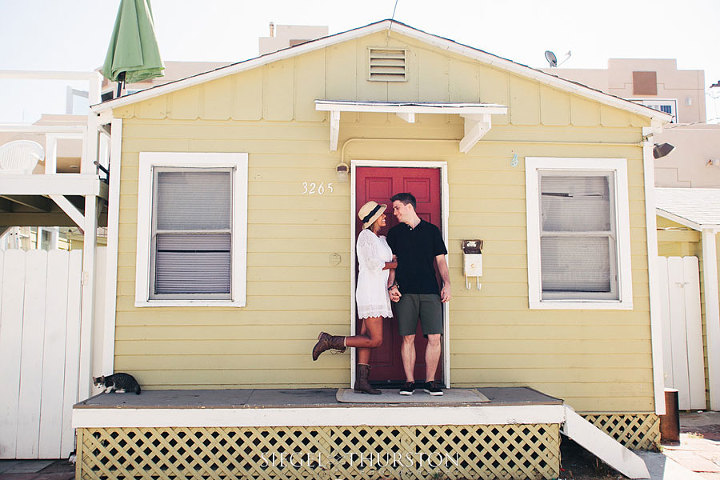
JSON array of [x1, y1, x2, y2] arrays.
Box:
[[76, 424, 561, 480], [581, 413, 660, 450]]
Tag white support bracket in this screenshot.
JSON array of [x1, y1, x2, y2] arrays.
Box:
[[396, 112, 415, 123], [459, 113, 492, 153], [562, 405, 650, 478], [49, 194, 85, 232], [316, 101, 507, 153], [45, 134, 58, 174], [329, 110, 340, 151]]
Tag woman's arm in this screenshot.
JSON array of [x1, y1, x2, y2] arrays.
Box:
[[386, 259, 396, 284], [387, 255, 400, 302], [357, 231, 385, 271]]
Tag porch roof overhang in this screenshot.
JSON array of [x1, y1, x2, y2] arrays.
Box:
[[314, 100, 508, 153], [0, 174, 108, 229], [656, 187, 720, 232]]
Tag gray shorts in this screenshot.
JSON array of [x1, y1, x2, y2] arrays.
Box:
[[395, 294, 443, 337]]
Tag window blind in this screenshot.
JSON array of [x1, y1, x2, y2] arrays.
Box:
[[539, 174, 616, 298], [152, 170, 232, 297]]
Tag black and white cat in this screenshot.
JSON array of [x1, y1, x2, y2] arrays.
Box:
[[93, 373, 141, 394]]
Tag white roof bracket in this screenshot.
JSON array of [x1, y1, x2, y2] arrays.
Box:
[[316, 101, 507, 153], [459, 113, 492, 153], [329, 110, 340, 151], [49, 194, 86, 232], [396, 112, 415, 123]]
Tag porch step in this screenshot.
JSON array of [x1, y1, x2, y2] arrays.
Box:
[[562, 405, 650, 479]]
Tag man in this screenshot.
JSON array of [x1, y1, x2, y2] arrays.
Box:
[[386, 192, 451, 396]]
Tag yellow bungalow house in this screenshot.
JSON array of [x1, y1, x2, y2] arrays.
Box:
[[73, 20, 671, 480]]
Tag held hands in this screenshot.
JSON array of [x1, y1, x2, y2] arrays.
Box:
[[388, 285, 401, 303]]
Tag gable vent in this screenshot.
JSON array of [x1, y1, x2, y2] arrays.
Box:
[[368, 48, 407, 82]]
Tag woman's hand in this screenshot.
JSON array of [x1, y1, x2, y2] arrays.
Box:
[[388, 285, 401, 302], [383, 261, 397, 270]]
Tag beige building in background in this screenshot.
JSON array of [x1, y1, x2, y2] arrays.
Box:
[[542, 58, 720, 188], [541, 58, 706, 124]]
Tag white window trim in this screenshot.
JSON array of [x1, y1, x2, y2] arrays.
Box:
[[135, 152, 248, 307], [525, 157, 633, 310], [629, 98, 677, 123]]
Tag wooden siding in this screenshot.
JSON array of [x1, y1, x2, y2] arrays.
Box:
[[112, 30, 654, 413]]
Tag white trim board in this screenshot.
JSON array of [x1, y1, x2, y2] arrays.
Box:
[[656, 209, 720, 232], [0, 175, 107, 197], [73, 404, 564, 428], [91, 20, 670, 124], [315, 100, 507, 115], [102, 119, 122, 375], [525, 157, 634, 310], [642, 129, 666, 415], [350, 160, 450, 387], [316, 101, 506, 153], [701, 229, 720, 410], [134, 152, 248, 308]]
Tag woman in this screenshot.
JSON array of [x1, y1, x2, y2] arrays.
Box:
[[312, 201, 398, 394]]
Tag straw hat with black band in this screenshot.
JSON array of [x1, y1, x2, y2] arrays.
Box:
[[357, 201, 387, 229]]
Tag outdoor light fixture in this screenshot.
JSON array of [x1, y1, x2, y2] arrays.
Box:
[[336, 162, 349, 181], [653, 143, 675, 159]]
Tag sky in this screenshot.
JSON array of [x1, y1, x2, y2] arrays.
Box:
[[1, 0, 719, 122]]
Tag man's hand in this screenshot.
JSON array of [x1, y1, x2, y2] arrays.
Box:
[[435, 255, 451, 303], [440, 283, 451, 303], [389, 285, 401, 303]]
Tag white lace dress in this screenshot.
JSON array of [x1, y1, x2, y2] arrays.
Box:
[[356, 229, 394, 319]]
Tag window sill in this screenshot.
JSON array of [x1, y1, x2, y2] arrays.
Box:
[[134, 299, 246, 308], [529, 299, 633, 310]]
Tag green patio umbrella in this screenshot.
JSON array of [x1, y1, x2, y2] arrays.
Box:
[[101, 0, 164, 96]]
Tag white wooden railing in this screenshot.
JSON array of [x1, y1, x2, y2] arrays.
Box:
[[0, 70, 104, 175]]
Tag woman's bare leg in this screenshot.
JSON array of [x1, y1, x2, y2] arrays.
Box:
[[347, 317, 383, 364]]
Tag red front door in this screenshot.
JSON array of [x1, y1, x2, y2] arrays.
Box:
[[355, 166, 443, 384]]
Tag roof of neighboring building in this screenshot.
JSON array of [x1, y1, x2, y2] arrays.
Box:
[[92, 19, 671, 124], [656, 187, 720, 229]]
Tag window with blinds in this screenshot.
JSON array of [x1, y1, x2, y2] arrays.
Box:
[[539, 172, 618, 300], [150, 169, 233, 299]]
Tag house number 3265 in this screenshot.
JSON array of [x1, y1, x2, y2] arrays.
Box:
[[302, 182, 334, 195]]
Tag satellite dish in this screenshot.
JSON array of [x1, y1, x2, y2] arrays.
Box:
[[545, 50, 558, 67]]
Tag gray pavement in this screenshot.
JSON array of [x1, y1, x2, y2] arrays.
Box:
[[0, 459, 73, 479]]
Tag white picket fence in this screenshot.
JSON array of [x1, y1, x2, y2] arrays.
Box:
[[0, 249, 82, 459], [657, 256, 706, 410]]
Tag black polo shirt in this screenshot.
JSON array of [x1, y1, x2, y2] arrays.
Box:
[[386, 219, 447, 295]]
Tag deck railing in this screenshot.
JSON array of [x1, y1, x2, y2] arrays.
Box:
[[0, 70, 105, 176]]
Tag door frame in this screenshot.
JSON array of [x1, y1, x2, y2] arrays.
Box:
[[350, 159, 450, 387]]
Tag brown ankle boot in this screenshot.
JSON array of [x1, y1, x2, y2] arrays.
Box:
[[312, 332, 346, 361], [354, 364, 381, 395]]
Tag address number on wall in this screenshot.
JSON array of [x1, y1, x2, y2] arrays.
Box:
[[302, 182, 334, 195]]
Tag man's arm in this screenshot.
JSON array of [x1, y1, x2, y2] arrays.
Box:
[[436, 254, 451, 302]]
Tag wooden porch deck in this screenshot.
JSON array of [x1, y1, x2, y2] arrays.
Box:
[[74, 386, 561, 410], [72, 387, 567, 480]]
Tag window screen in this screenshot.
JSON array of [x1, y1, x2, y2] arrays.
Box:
[[539, 173, 618, 299], [151, 169, 232, 298]]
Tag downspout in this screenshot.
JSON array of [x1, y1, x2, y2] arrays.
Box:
[[642, 127, 666, 415], [701, 228, 720, 410], [101, 118, 123, 376]]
